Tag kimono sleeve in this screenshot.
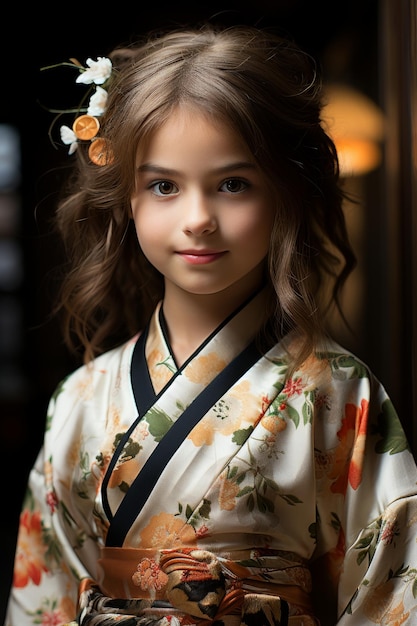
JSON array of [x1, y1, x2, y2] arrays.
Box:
[[4, 379, 92, 626], [313, 366, 417, 625]]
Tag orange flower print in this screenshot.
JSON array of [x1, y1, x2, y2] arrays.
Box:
[[108, 457, 140, 489], [189, 381, 258, 446], [59, 596, 77, 624], [363, 578, 394, 624], [147, 348, 175, 393], [218, 473, 240, 511], [139, 512, 197, 549], [184, 352, 226, 385], [298, 351, 329, 384], [348, 399, 369, 490], [13, 509, 48, 588], [74, 374, 95, 401], [66, 436, 81, 472], [261, 413, 287, 434], [132, 557, 168, 591], [329, 399, 369, 494], [328, 425, 355, 495], [384, 600, 409, 625], [188, 416, 218, 447]]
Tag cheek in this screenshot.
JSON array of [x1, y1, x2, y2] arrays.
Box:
[[231, 210, 274, 250], [131, 210, 160, 258]]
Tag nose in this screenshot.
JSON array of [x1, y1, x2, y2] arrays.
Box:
[[182, 192, 217, 236]]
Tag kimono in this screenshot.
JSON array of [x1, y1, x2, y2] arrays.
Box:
[[5, 289, 417, 626]]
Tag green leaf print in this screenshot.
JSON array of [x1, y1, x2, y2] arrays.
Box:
[[247, 492, 255, 512], [144, 407, 174, 441], [273, 380, 286, 392], [226, 446, 303, 516], [232, 426, 254, 445], [308, 521, 317, 540], [356, 533, 374, 549], [302, 394, 314, 425], [198, 498, 211, 519], [344, 588, 359, 614], [284, 404, 300, 428], [373, 399, 410, 454], [354, 521, 380, 567], [113, 433, 142, 459], [269, 357, 288, 378], [256, 492, 275, 513], [237, 485, 254, 497], [157, 355, 176, 373], [182, 498, 212, 527], [393, 563, 410, 577], [319, 352, 369, 379], [413, 577, 417, 599], [263, 476, 280, 491], [279, 493, 303, 505], [42, 526, 63, 566]]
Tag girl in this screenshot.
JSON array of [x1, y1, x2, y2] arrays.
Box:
[[5, 23, 417, 626]]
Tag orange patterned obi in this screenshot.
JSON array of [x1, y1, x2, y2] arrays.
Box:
[[92, 546, 316, 624]]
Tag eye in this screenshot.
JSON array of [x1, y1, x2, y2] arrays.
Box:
[[219, 178, 249, 194], [150, 180, 179, 196]]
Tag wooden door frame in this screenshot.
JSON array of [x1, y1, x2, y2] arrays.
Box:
[[380, 0, 417, 453]]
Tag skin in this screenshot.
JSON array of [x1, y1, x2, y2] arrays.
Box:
[[130, 106, 276, 365]]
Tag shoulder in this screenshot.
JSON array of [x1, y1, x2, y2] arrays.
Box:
[[269, 333, 388, 402], [303, 337, 392, 413], [315, 337, 374, 379], [46, 334, 140, 425], [63, 334, 138, 387]]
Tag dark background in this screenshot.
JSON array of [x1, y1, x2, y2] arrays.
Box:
[[3, 0, 413, 620]]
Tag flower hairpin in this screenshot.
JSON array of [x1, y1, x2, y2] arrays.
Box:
[[42, 56, 114, 165]]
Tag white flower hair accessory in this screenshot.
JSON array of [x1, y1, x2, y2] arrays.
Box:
[[76, 57, 112, 85], [42, 56, 114, 165]]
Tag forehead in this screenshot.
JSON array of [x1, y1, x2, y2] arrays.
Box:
[[137, 105, 253, 164]]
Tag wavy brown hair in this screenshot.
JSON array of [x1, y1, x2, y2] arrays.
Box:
[[53, 24, 356, 365]]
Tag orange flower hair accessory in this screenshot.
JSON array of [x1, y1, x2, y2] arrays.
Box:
[[88, 137, 114, 166], [42, 56, 113, 165]]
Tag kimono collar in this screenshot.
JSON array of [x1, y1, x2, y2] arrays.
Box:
[[146, 286, 271, 395]]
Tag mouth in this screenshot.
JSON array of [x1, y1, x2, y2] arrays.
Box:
[[176, 250, 227, 265]]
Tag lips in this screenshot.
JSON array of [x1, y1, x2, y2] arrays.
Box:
[[176, 250, 227, 265]]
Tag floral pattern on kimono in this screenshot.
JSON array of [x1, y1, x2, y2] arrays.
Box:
[[5, 291, 417, 626]]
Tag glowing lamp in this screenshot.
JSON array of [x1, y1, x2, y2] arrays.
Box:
[[321, 84, 385, 176]]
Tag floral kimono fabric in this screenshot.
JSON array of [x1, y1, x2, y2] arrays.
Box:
[[5, 289, 417, 626], [84, 294, 314, 625]]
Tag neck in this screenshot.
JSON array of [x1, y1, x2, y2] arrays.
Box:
[[161, 285, 267, 366]]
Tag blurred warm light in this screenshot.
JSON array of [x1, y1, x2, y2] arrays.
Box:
[[322, 84, 385, 176]]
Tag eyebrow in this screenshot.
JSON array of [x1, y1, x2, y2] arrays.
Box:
[[137, 161, 257, 176]]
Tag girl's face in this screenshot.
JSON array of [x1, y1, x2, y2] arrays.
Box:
[[130, 106, 275, 305]]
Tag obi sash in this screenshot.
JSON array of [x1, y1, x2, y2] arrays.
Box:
[[80, 546, 317, 625]]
